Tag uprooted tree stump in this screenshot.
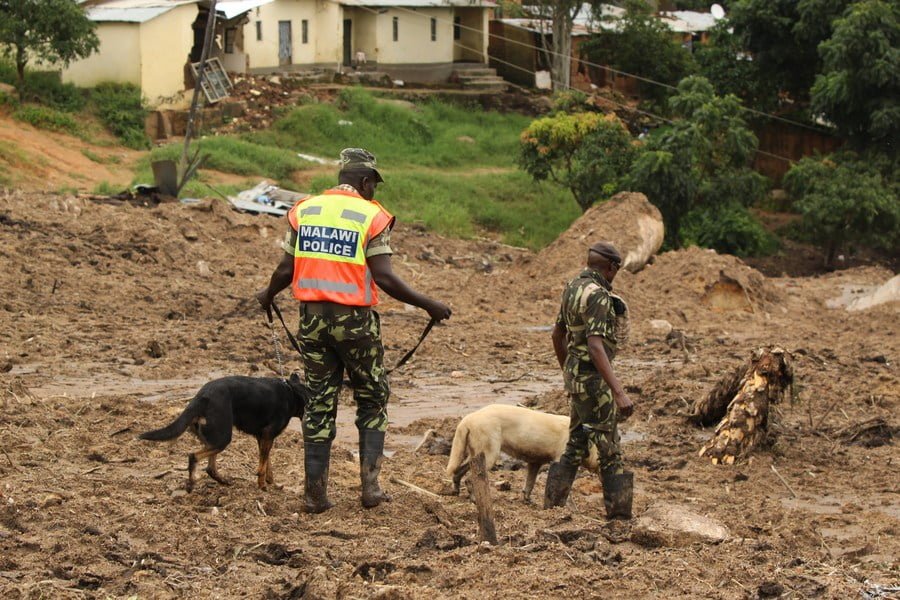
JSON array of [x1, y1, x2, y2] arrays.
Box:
[[697, 347, 794, 464]]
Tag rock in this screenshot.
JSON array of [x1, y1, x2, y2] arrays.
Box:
[[197, 260, 211, 277], [631, 503, 729, 547], [146, 340, 166, 358], [170, 489, 187, 498], [181, 226, 199, 241], [648, 319, 673, 336], [450, 370, 465, 378], [40, 493, 64, 508]]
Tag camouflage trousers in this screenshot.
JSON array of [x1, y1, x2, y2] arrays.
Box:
[[560, 374, 624, 475], [297, 304, 389, 443]]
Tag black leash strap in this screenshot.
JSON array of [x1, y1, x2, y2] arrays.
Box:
[[268, 300, 436, 373], [270, 300, 304, 356], [386, 317, 437, 374]]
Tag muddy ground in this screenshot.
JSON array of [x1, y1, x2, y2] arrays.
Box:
[[0, 189, 897, 599]]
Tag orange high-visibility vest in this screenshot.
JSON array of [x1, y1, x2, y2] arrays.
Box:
[[287, 188, 394, 306]]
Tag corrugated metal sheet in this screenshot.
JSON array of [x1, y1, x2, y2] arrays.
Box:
[[340, 1, 496, 7], [659, 11, 718, 33], [85, 0, 197, 23], [217, 0, 275, 19]]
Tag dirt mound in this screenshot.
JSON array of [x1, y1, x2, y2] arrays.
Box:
[[523, 192, 663, 297], [627, 246, 779, 323]]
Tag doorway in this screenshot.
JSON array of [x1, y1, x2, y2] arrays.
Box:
[[343, 19, 352, 66], [278, 20, 292, 65]]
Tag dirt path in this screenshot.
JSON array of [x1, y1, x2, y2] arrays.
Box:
[[1, 189, 897, 599]]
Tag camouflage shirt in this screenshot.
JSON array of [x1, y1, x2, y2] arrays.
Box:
[[555, 268, 618, 373]]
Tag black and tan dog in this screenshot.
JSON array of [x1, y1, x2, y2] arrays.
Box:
[[139, 374, 309, 492]]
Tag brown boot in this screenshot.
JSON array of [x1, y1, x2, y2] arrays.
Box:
[[543, 461, 578, 509], [359, 429, 391, 509], [304, 441, 334, 514], [601, 470, 633, 519]]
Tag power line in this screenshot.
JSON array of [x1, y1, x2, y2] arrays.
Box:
[[341, 3, 796, 165], [379, 3, 832, 136]]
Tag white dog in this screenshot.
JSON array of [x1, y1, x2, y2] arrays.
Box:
[[445, 404, 599, 502]]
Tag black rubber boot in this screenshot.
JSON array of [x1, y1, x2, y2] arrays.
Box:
[[543, 461, 578, 509], [304, 441, 334, 514], [602, 470, 633, 519], [359, 429, 392, 509]]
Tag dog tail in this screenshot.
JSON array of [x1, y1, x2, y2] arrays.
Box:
[[445, 419, 470, 477], [138, 397, 205, 441]]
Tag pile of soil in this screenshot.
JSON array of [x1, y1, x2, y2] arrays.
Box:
[[1, 188, 898, 598]]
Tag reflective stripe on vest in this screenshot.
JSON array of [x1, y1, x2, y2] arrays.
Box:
[[288, 190, 393, 306]]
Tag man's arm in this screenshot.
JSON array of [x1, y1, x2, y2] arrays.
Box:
[[368, 254, 451, 321], [586, 336, 633, 419], [551, 323, 567, 369], [256, 252, 294, 320]]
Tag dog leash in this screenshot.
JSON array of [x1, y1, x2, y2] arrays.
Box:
[[268, 300, 436, 374]]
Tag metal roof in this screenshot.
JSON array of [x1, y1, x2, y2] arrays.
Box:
[[217, 0, 276, 19], [84, 0, 197, 23], [659, 11, 719, 33], [339, 0, 496, 7]]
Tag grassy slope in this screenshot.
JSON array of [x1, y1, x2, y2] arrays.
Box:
[[138, 88, 578, 249]]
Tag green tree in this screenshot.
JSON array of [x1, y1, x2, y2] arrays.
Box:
[[784, 154, 900, 267], [811, 0, 900, 152], [582, 2, 696, 107], [695, 20, 774, 111], [519, 111, 636, 212], [628, 76, 768, 248], [728, 0, 851, 103], [0, 0, 98, 95]]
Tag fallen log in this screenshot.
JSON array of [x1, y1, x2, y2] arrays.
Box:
[[470, 453, 498, 545], [698, 348, 794, 464]]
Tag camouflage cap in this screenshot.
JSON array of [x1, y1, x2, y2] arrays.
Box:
[[588, 241, 622, 266], [339, 148, 384, 183]]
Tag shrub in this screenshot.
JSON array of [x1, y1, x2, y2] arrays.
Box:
[[13, 104, 80, 133], [784, 154, 899, 267], [681, 203, 777, 257], [90, 82, 149, 149]]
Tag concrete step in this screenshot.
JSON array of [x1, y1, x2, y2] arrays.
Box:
[[460, 80, 508, 92], [456, 74, 504, 84], [451, 68, 497, 77]]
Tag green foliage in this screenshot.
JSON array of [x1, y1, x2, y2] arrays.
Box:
[[695, 21, 775, 112], [13, 104, 81, 134], [139, 137, 307, 183], [681, 203, 777, 256], [582, 5, 696, 107], [252, 87, 531, 169], [0, 0, 99, 92], [90, 82, 149, 150], [783, 153, 900, 266], [811, 0, 900, 151], [729, 0, 851, 103], [519, 111, 635, 212], [628, 76, 769, 249], [0, 61, 85, 111]]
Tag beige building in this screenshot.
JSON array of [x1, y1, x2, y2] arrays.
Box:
[[63, 0, 495, 108], [242, 0, 494, 82]]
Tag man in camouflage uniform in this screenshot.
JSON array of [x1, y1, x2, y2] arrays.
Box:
[[544, 241, 635, 519], [257, 149, 451, 513]]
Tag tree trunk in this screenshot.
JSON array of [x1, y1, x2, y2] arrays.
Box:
[[15, 45, 26, 99], [550, 3, 574, 91], [698, 348, 794, 465]]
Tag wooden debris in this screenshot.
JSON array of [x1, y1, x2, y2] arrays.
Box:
[[389, 477, 442, 500], [698, 348, 793, 464], [470, 453, 497, 545]]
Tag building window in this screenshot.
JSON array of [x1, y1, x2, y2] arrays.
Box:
[[392, 16, 398, 42], [224, 27, 236, 53], [431, 17, 436, 41], [454, 16, 461, 40], [302, 19, 308, 44], [255, 20, 262, 41]]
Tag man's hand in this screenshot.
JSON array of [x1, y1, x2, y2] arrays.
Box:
[[613, 388, 634, 420], [256, 287, 273, 321], [425, 299, 452, 322]]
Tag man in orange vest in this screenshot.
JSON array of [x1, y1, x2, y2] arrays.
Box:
[[257, 148, 451, 513]]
